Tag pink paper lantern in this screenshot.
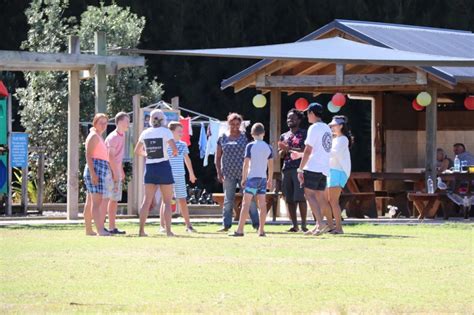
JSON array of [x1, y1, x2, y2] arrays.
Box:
[[332, 93, 346, 107], [295, 98, 309, 111], [464, 96, 474, 110], [412, 99, 424, 111]]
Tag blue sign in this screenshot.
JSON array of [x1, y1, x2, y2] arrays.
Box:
[[11, 133, 28, 168]]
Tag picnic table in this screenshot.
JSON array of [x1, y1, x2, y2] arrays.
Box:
[[347, 172, 474, 218]]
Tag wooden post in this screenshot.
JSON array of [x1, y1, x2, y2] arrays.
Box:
[[94, 31, 107, 114], [373, 93, 384, 216], [171, 96, 179, 110], [129, 94, 141, 215], [37, 150, 44, 214], [6, 94, 12, 216], [425, 86, 438, 185], [21, 166, 28, 215], [67, 35, 80, 220], [270, 89, 281, 172]]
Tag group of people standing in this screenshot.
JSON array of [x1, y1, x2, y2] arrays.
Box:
[[82, 102, 352, 237]]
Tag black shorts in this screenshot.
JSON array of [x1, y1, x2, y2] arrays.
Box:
[[281, 168, 305, 202], [303, 170, 327, 191]]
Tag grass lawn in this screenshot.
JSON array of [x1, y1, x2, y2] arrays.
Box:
[[0, 222, 473, 314]]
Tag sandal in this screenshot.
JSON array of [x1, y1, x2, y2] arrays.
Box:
[[258, 232, 266, 237], [228, 231, 244, 237], [313, 225, 331, 236]]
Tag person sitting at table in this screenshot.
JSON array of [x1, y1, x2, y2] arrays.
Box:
[[437, 148, 453, 172], [453, 143, 474, 166]]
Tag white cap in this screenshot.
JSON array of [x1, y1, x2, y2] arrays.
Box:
[[328, 116, 346, 126]]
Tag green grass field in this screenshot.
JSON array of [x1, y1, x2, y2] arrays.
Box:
[[0, 222, 472, 314]]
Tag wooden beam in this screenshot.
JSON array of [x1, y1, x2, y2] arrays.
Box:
[[257, 73, 427, 88], [336, 64, 345, 85], [0, 50, 144, 71], [95, 31, 107, 114], [294, 62, 329, 75], [270, 89, 281, 173], [425, 86, 438, 185], [67, 35, 80, 220], [233, 61, 286, 92]]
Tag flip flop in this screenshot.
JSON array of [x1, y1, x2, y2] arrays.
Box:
[[228, 231, 244, 237]]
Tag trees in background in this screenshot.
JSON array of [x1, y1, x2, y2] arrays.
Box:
[[16, 0, 163, 201]]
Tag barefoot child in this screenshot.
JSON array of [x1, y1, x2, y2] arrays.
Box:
[[230, 123, 273, 237], [161, 121, 198, 233]]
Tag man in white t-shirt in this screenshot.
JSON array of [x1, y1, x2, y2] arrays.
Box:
[[297, 102, 334, 235]]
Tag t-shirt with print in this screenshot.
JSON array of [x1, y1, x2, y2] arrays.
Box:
[[244, 140, 273, 179], [168, 140, 189, 176], [279, 128, 307, 170], [138, 127, 174, 164], [218, 133, 248, 180], [105, 130, 125, 179], [303, 122, 332, 176]]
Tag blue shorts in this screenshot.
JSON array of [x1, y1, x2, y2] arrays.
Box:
[[144, 161, 174, 185], [84, 159, 113, 197], [327, 169, 348, 188], [244, 177, 267, 196], [172, 173, 187, 199]]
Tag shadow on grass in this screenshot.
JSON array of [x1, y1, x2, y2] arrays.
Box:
[[338, 232, 413, 239], [0, 224, 81, 231]]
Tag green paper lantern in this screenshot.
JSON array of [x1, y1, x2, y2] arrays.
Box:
[[252, 94, 267, 108], [416, 92, 432, 107]]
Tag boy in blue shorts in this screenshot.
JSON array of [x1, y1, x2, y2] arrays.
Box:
[[230, 123, 273, 237]]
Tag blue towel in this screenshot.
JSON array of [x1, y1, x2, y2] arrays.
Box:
[[199, 122, 207, 159]]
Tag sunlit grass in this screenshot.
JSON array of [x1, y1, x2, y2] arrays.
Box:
[[1, 222, 472, 314]]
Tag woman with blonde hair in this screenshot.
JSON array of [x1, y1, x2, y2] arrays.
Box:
[[135, 109, 178, 237], [83, 113, 113, 236]]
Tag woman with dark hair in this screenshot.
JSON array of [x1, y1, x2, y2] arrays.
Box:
[[215, 113, 259, 232], [326, 115, 352, 234]]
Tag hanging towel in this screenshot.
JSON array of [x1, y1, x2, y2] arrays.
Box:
[[179, 117, 191, 146], [199, 122, 207, 159], [203, 120, 221, 167]]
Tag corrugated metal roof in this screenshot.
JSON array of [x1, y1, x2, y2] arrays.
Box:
[[221, 19, 474, 90]]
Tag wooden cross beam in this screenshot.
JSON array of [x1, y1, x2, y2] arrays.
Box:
[[256, 72, 428, 88], [0, 50, 144, 72]]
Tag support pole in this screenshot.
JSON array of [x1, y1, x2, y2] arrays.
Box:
[[94, 31, 107, 114], [21, 166, 27, 215], [67, 35, 80, 220], [425, 86, 438, 185], [37, 150, 44, 214], [130, 94, 141, 215], [6, 94, 12, 216], [270, 89, 281, 173]]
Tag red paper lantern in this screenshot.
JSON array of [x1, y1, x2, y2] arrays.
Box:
[[412, 99, 424, 111], [0, 81, 8, 97], [464, 96, 474, 110], [295, 98, 309, 111], [332, 93, 346, 107]]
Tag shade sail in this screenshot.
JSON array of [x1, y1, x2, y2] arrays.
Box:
[[118, 37, 474, 67]]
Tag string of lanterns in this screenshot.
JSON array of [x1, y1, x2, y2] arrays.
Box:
[[411, 92, 474, 111], [252, 92, 473, 111], [252, 92, 348, 113]]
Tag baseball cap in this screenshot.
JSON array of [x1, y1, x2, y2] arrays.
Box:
[[304, 102, 324, 116]]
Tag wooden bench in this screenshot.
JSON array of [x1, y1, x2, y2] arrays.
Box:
[[407, 192, 442, 219]]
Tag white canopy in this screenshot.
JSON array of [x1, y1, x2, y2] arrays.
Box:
[[119, 37, 474, 67]]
